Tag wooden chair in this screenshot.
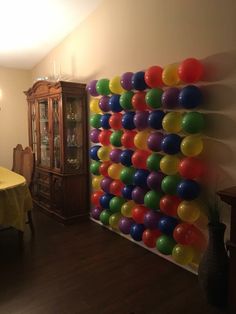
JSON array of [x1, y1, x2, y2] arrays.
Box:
[[20, 146, 35, 236], [12, 145, 35, 244], [12, 144, 23, 174]]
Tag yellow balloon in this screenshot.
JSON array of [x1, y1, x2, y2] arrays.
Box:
[[160, 155, 180, 175], [109, 76, 125, 95], [162, 112, 182, 133], [177, 200, 201, 223], [97, 146, 111, 161], [134, 130, 150, 150], [121, 200, 136, 217], [90, 98, 101, 113], [172, 244, 194, 265], [109, 213, 122, 229], [162, 63, 181, 86], [181, 135, 203, 157], [107, 163, 123, 180], [92, 176, 103, 190]]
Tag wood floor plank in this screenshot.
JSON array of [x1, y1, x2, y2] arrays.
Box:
[[0, 209, 225, 314]]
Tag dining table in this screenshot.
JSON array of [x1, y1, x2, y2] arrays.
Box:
[[0, 166, 32, 232]]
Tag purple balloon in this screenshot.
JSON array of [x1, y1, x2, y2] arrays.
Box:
[[119, 217, 135, 234], [147, 171, 165, 190], [100, 177, 113, 193], [91, 207, 103, 220], [90, 128, 101, 143], [99, 96, 110, 112], [132, 187, 147, 204], [162, 87, 180, 109], [109, 149, 122, 163], [134, 111, 150, 130], [144, 210, 162, 229], [120, 72, 133, 91], [86, 80, 99, 97], [147, 132, 164, 152]]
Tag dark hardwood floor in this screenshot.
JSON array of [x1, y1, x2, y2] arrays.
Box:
[[0, 209, 225, 314]]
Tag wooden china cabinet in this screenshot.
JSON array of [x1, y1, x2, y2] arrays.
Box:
[[24, 80, 89, 223]]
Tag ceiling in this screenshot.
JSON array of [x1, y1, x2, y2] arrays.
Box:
[[0, 0, 101, 70]]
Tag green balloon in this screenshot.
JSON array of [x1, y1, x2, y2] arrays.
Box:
[[109, 196, 126, 213], [90, 114, 102, 128], [145, 88, 163, 109], [120, 91, 134, 110], [156, 235, 176, 255], [100, 210, 112, 225], [146, 153, 162, 171], [161, 175, 181, 195], [182, 112, 205, 134], [120, 167, 135, 184], [90, 161, 101, 175], [110, 130, 123, 147], [144, 190, 163, 210], [96, 79, 111, 96]]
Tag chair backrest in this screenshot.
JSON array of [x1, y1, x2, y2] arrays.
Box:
[[21, 146, 35, 187], [12, 144, 23, 174]]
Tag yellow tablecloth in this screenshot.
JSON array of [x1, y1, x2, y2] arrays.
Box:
[[0, 167, 33, 231]]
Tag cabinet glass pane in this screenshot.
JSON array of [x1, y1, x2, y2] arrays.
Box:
[[31, 102, 38, 162], [39, 100, 50, 167], [65, 96, 83, 171], [53, 99, 61, 169]]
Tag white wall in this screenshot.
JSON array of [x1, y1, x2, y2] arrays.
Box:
[[0, 66, 31, 169]]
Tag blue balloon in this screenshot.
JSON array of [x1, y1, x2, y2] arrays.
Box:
[[179, 85, 202, 109], [109, 95, 122, 112], [177, 179, 201, 200], [161, 134, 182, 154], [90, 145, 101, 161], [158, 216, 179, 236], [133, 169, 150, 188], [122, 185, 135, 200], [99, 193, 114, 209], [120, 149, 134, 166], [100, 113, 111, 129], [148, 110, 165, 129], [130, 223, 145, 241], [132, 71, 147, 91], [122, 111, 136, 130]]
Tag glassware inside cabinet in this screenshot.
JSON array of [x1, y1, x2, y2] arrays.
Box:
[[65, 96, 83, 171], [52, 99, 61, 169], [39, 100, 50, 167]]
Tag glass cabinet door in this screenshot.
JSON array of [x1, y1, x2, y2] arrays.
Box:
[[31, 101, 38, 162], [39, 100, 50, 167], [52, 99, 61, 169], [65, 96, 83, 171]]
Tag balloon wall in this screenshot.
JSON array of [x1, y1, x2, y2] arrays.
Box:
[[88, 58, 208, 273]]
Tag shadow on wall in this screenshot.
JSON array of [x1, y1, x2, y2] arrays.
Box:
[[202, 50, 236, 82], [204, 113, 236, 140]]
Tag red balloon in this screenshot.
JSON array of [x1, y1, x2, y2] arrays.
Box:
[[131, 150, 150, 169], [173, 223, 193, 245], [99, 161, 112, 177], [132, 205, 149, 224], [109, 180, 124, 196], [144, 66, 164, 88], [142, 229, 162, 248], [160, 195, 181, 216], [178, 58, 203, 83], [121, 130, 137, 149], [132, 92, 148, 111], [109, 113, 123, 130], [185, 225, 206, 250], [91, 190, 103, 206], [179, 157, 205, 180], [98, 130, 112, 146]]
